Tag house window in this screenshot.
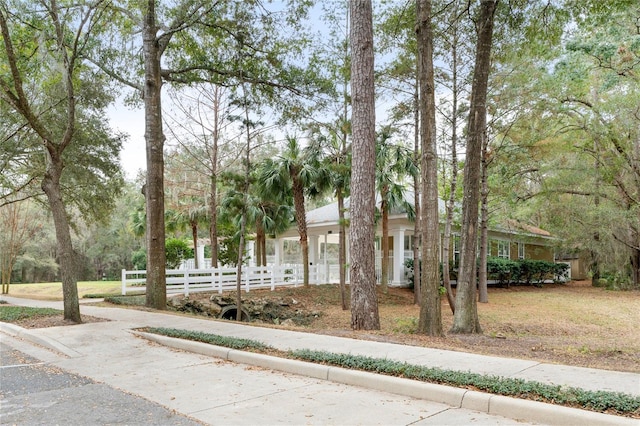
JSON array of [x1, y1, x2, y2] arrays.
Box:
[[497, 240, 510, 259], [404, 235, 414, 251], [518, 242, 525, 259], [453, 235, 461, 267]]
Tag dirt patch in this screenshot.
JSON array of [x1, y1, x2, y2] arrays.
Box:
[[9, 314, 108, 329]]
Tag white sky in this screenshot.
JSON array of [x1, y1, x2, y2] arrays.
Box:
[[108, 102, 146, 180]]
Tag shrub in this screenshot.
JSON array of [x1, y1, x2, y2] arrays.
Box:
[[165, 238, 193, 269], [486, 257, 517, 286]]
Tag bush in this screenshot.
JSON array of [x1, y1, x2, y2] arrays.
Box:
[[165, 238, 193, 269], [486, 257, 517, 286], [486, 257, 566, 287], [131, 249, 146, 270]]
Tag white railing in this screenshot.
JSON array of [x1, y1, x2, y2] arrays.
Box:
[[122, 264, 322, 296]]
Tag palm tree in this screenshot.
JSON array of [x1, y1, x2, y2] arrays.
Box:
[[167, 201, 209, 268], [258, 136, 326, 286], [252, 170, 294, 267], [376, 128, 417, 293], [307, 126, 351, 309]]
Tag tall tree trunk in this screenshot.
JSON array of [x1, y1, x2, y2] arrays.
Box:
[[292, 176, 309, 286], [380, 189, 389, 293], [478, 154, 489, 303], [442, 2, 460, 313], [451, 0, 498, 334], [143, 0, 167, 310], [339, 4, 349, 311], [416, 0, 443, 336], [209, 174, 218, 268], [42, 155, 81, 322], [236, 82, 251, 321], [412, 81, 421, 305], [209, 85, 221, 268], [349, 0, 380, 330], [338, 190, 348, 310]]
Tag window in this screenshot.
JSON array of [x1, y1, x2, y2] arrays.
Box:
[[518, 242, 525, 259], [453, 235, 461, 267], [404, 235, 414, 251], [497, 240, 510, 259]]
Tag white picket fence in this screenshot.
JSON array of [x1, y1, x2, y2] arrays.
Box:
[[121, 264, 327, 296]]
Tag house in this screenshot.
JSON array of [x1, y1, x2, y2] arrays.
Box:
[[270, 195, 557, 286]]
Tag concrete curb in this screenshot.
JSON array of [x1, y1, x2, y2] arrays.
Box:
[[134, 331, 637, 426], [0, 322, 82, 358]]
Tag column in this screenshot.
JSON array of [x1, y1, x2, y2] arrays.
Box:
[[309, 235, 319, 283], [392, 228, 406, 285]]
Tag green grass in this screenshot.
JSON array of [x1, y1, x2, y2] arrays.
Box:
[[0, 306, 62, 322]]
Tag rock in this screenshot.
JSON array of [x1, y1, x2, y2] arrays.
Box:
[[281, 318, 296, 327]]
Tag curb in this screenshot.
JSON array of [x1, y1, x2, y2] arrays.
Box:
[[133, 331, 636, 426], [0, 322, 83, 358]]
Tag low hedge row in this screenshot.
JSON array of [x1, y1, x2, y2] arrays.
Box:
[[142, 327, 639, 417], [487, 257, 569, 286], [404, 258, 569, 288]]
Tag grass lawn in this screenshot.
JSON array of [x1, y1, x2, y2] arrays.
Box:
[[4, 281, 122, 300]]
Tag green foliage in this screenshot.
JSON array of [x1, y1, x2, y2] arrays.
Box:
[[140, 326, 640, 415], [131, 249, 146, 270], [485, 257, 567, 286], [165, 238, 193, 269], [145, 327, 269, 351], [290, 349, 640, 415], [0, 306, 61, 322], [103, 295, 146, 306]]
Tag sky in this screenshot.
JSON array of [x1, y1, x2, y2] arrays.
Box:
[[108, 101, 146, 180]]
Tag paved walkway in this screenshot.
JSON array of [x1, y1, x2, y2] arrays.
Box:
[[1, 296, 638, 425]]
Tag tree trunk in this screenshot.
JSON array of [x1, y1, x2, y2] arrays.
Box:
[[412, 82, 421, 305], [416, 0, 443, 336], [191, 221, 199, 269], [380, 189, 389, 293], [209, 86, 220, 268], [478, 147, 490, 303], [292, 175, 309, 285], [143, 0, 167, 310], [42, 155, 81, 322], [451, 0, 497, 334], [210, 176, 218, 268], [442, 4, 460, 313], [338, 190, 348, 310], [256, 221, 265, 266], [349, 0, 380, 330]]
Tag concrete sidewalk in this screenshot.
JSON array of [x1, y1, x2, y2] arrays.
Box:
[[1, 296, 638, 425]]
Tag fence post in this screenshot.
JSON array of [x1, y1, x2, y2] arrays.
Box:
[[184, 270, 189, 297], [245, 267, 250, 292], [121, 269, 126, 295], [271, 265, 276, 290]]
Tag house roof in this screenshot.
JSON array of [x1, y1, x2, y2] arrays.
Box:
[[281, 194, 553, 242], [307, 192, 446, 225]]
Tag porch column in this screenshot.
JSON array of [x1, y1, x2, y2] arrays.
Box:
[[392, 228, 406, 285], [309, 235, 319, 283], [247, 240, 256, 267], [324, 234, 329, 283], [274, 238, 283, 266], [196, 245, 205, 269]]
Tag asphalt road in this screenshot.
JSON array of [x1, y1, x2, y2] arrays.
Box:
[[0, 342, 202, 425]]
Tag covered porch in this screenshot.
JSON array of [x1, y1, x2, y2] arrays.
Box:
[[268, 199, 417, 286]]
